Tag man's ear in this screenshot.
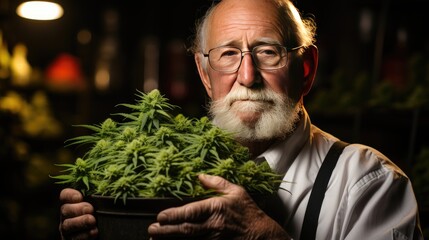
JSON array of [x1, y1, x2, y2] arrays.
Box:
[[195, 54, 213, 98], [301, 45, 318, 96]]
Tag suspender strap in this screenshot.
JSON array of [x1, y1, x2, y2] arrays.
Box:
[[300, 140, 349, 240]]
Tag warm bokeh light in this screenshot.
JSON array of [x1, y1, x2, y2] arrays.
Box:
[[77, 29, 92, 45], [16, 1, 64, 20], [95, 67, 110, 91]]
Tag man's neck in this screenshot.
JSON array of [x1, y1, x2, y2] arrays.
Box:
[[241, 139, 277, 159]]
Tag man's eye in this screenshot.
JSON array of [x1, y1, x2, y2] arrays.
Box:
[[221, 50, 239, 57], [258, 49, 278, 56]]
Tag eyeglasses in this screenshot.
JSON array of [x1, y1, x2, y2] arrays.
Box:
[[203, 44, 303, 73]]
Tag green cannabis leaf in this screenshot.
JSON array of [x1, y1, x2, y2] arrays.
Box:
[[51, 89, 282, 204]]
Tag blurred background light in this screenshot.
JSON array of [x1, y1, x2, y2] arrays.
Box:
[[16, 1, 63, 20]]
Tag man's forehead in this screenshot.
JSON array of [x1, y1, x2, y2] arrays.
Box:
[[207, 0, 283, 46]]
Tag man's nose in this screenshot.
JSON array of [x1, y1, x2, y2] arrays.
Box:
[[236, 53, 260, 87]]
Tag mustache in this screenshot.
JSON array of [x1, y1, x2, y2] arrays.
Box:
[[224, 88, 276, 104]]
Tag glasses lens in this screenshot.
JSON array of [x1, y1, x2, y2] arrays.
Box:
[[253, 45, 287, 70], [208, 47, 241, 72], [207, 45, 288, 72]]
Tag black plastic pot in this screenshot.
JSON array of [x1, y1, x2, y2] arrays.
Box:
[[89, 195, 203, 240], [89, 194, 284, 240]]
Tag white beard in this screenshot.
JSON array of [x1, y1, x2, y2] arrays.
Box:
[[208, 87, 301, 142]]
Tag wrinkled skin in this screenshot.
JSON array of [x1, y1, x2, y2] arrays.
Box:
[[148, 174, 289, 240], [59, 188, 98, 240]]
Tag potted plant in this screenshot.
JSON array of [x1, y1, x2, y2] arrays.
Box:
[[52, 89, 282, 240]]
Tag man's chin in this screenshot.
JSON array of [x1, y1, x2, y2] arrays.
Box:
[[235, 111, 261, 127], [230, 101, 267, 124]]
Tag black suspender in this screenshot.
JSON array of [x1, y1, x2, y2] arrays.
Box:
[[300, 141, 349, 240]]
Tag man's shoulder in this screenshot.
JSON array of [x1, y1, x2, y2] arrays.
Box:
[[341, 143, 404, 173], [310, 126, 409, 184], [335, 143, 410, 190]]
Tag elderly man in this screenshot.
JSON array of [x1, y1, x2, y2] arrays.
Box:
[[59, 0, 422, 239]]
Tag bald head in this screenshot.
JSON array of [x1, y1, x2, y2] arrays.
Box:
[[191, 0, 316, 54]]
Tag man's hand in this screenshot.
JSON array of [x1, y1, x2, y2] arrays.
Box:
[[59, 188, 98, 240], [148, 174, 290, 240]]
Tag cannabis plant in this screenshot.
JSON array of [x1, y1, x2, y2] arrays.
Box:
[[52, 89, 282, 204]]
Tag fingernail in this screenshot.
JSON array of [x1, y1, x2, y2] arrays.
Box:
[[83, 206, 92, 214], [72, 193, 81, 202]]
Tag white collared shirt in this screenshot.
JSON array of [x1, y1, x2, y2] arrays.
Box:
[[259, 108, 422, 240]]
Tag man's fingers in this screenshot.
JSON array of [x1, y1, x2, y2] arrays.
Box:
[[61, 202, 94, 219], [148, 221, 205, 238], [58, 188, 98, 239], [155, 175, 245, 224], [198, 174, 232, 193], [199, 174, 245, 196], [59, 188, 84, 203], [60, 214, 97, 236], [157, 200, 211, 224], [60, 228, 98, 240]]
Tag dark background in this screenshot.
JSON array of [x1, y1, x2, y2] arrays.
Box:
[[0, 0, 428, 239]]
